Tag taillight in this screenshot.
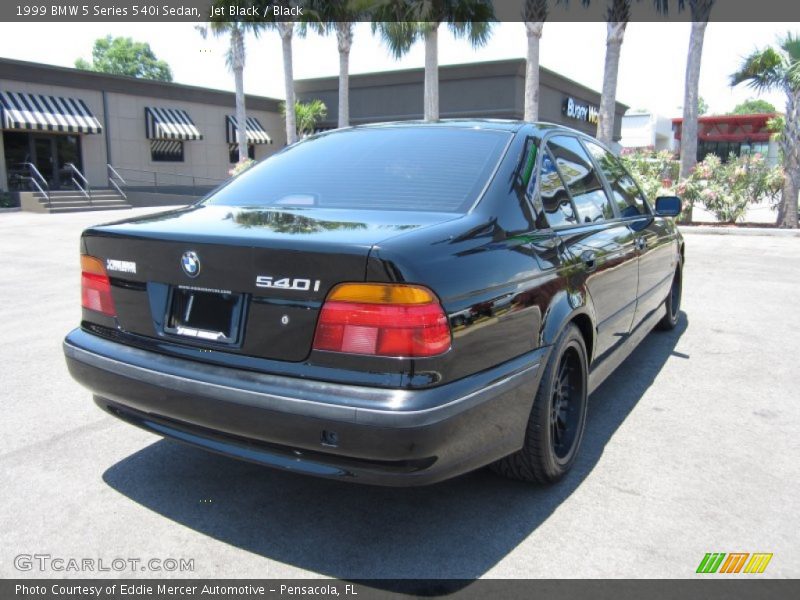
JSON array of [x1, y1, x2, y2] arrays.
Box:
[[81, 255, 116, 317], [312, 283, 451, 358]]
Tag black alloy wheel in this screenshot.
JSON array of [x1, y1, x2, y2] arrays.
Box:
[[550, 346, 585, 463], [492, 323, 589, 484], [657, 265, 682, 331]]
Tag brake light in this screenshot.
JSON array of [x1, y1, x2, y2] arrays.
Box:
[[81, 255, 116, 317], [313, 283, 451, 358]]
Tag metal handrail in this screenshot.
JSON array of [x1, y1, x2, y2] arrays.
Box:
[[112, 166, 225, 185], [65, 163, 91, 202], [107, 164, 127, 200], [107, 164, 126, 185], [21, 162, 50, 207], [26, 177, 49, 205], [108, 166, 226, 197]]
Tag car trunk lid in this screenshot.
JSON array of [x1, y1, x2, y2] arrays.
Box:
[[81, 204, 456, 362]]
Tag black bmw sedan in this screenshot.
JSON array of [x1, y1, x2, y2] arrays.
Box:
[[64, 120, 684, 486]]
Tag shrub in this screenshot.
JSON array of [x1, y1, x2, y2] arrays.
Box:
[[0, 192, 18, 208], [620, 149, 679, 203], [620, 148, 784, 224], [673, 153, 783, 223], [699, 153, 783, 223]]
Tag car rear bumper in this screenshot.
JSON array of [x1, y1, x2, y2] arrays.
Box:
[[64, 328, 546, 486]]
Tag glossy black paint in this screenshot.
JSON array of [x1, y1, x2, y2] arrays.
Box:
[[64, 328, 547, 486], [66, 120, 684, 484]]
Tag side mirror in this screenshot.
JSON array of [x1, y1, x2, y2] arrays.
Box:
[[655, 196, 682, 217]]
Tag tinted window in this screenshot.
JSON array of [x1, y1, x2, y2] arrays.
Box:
[[205, 127, 511, 213], [229, 143, 255, 163], [150, 140, 184, 162], [547, 136, 613, 223], [584, 141, 648, 218], [538, 150, 577, 228]]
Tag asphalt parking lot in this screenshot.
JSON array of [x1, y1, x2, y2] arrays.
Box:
[[0, 208, 797, 580]]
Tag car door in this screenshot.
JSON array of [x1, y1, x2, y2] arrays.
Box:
[[628, 210, 678, 326], [542, 135, 640, 362], [583, 142, 678, 328]]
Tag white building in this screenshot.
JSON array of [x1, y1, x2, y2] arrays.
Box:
[[620, 111, 675, 152]]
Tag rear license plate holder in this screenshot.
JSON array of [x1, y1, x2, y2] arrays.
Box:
[[164, 286, 245, 345]]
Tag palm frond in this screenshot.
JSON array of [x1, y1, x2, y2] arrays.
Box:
[[730, 47, 786, 93], [447, 0, 496, 23], [370, 0, 418, 23], [688, 0, 714, 21], [372, 21, 421, 58], [449, 20, 493, 48], [785, 57, 800, 92], [780, 31, 800, 63], [523, 0, 549, 22], [650, 0, 680, 16], [554, 0, 592, 8], [605, 0, 631, 23]]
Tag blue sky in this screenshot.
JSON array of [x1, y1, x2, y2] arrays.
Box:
[[0, 21, 791, 116]]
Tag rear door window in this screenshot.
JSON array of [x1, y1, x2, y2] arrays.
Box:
[[547, 136, 614, 224], [538, 150, 577, 228], [584, 141, 649, 218]]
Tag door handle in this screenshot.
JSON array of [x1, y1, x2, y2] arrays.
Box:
[[635, 237, 647, 251], [580, 250, 597, 273]]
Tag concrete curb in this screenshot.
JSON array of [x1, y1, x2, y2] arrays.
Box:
[[679, 225, 800, 237], [0, 207, 21, 213]]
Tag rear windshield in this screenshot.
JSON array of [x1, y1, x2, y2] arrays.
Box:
[[205, 127, 511, 213]]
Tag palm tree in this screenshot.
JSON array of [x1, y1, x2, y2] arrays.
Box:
[[731, 33, 800, 228], [301, 1, 371, 128], [372, 1, 494, 122], [282, 99, 328, 137], [274, 22, 298, 145], [679, 0, 715, 198], [595, 1, 672, 146], [224, 3, 298, 145], [595, 0, 632, 146], [524, 1, 592, 122], [523, 1, 548, 121], [197, 21, 254, 162]]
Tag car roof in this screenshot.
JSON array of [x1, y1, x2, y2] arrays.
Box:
[[347, 119, 525, 133], [304, 120, 613, 155], [336, 119, 593, 139]]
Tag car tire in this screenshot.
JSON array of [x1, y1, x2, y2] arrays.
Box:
[[491, 323, 589, 484], [656, 265, 682, 331]]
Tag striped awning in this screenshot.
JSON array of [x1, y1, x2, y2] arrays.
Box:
[[226, 115, 272, 145], [0, 91, 102, 134], [145, 107, 202, 140]]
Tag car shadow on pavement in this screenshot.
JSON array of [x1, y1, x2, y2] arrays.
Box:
[[103, 314, 688, 586]]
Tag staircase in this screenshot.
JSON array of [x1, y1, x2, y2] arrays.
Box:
[[22, 189, 132, 214]]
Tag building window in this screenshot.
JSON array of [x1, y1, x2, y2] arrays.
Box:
[[741, 142, 769, 156], [150, 140, 184, 162], [229, 144, 255, 163], [697, 141, 770, 163]]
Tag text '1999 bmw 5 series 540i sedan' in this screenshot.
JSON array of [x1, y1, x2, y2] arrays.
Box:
[[64, 120, 684, 486]]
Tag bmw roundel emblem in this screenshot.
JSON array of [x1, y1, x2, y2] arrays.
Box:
[[181, 251, 201, 277]]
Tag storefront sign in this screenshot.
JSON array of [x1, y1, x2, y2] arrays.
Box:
[[563, 97, 599, 125]]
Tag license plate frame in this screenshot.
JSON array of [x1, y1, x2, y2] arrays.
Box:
[[163, 285, 246, 345]]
